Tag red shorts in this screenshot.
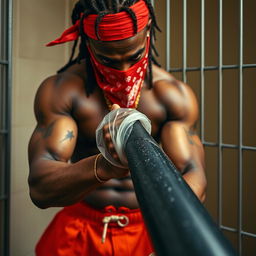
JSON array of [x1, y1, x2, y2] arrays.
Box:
[[36, 202, 154, 256]]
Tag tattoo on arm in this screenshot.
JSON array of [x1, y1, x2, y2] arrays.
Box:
[[183, 127, 199, 146], [182, 161, 197, 175], [43, 121, 55, 139], [60, 130, 75, 143]]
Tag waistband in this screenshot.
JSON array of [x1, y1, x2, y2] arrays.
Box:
[[63, 202, 144, 226]]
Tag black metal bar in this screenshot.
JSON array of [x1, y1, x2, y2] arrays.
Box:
[[169, 63, 256, 73], [0, 0, 2, 61], [0, 129, 8, 134], [0, 195, 7, 201], [0, 60, 8, 65], [124, 121, 237, 256], [2, 0, 12, 255]]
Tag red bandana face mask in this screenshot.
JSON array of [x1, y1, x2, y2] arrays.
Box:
[[45, 0, 151, 108], [88, 37, 150, 108]]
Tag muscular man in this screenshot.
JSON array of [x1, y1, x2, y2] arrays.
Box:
[[28, 1, 206, 255]]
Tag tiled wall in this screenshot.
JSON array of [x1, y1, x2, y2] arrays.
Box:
[[11, 1, 73, 255]]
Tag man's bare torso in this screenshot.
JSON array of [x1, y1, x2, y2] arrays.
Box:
[[52, 61, 176, 209]]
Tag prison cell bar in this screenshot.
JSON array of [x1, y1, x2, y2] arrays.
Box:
[[182, 0, 187, 83], [165, 0, 256, 254], [0, 0, 12, 255], [200, 0, 205, 142], [166, 0, 170, 71], [218, 0, 224, 232], [169, 63, 256, 72], [124, 121, 237, 256], [238, 0, 243, 254]]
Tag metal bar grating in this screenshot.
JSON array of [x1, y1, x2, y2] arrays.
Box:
[[218, 0, 223, 228], [182, 0, 187, 83], [238, 0, 244, 254], [0, 0, 12, 255], [164, 0, 256, 254], [0, 60, 8, 65], [169, 63, 256, 72], [200, 0, 205, 141], [166, 0, 170, 71]]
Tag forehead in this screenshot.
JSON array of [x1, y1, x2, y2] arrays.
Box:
[[88, 28, 148, 55]]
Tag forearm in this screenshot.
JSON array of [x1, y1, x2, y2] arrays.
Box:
[[28, 155, 113, 208], [161, 122, 206, 202]]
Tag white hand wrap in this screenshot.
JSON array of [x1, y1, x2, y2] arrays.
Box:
[[96, 108, 151, 168]]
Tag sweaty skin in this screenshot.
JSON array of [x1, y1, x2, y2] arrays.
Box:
[[28, 28, 206, 210]]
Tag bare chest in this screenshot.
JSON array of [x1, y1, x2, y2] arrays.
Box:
[[72, 88, 167, 159]]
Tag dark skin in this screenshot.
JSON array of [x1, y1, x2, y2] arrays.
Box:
[[28, 24, 206, 210]]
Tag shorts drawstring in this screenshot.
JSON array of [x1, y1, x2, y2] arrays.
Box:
[[101, 215, 129, 243]]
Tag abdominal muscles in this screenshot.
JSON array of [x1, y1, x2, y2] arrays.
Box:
[[84, 176, 139, 209]]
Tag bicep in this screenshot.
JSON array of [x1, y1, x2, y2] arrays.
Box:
[[29, 76, 78, 164], [29, 115, 78, 164]]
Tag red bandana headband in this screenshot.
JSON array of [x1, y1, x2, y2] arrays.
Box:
[[47, 0, 149, 46]]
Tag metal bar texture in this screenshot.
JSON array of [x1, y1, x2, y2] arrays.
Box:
[[0, 60, 8, 65], [0, 195, 7, 201], [241, 231, 256, 239], [182, 0, 187, 83], [203, 141, 256, 151], [0, 130, 8, 135], [221, 226, 256, 239], [166, 0, 170, 71], [4, 0, 12, 254], [238, 0, 244, 254], [169, 63, 256, 73], [218, 0, 223, 227], [164, 0, 255, 254], [0, 0, 12, 255], [200, 0, 205, 140], [124, 121, 237, 256]]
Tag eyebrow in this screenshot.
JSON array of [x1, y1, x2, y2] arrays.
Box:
[[96, 47, 146, 63]]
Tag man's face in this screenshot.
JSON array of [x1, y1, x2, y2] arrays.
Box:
[[87, 28, 149, 71]]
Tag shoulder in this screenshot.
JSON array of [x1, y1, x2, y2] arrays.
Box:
[[34, 63, 87, 125], [152, 65, 199, 125]]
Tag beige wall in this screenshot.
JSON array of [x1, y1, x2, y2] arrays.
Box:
[[11, 1, 74, 255]]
